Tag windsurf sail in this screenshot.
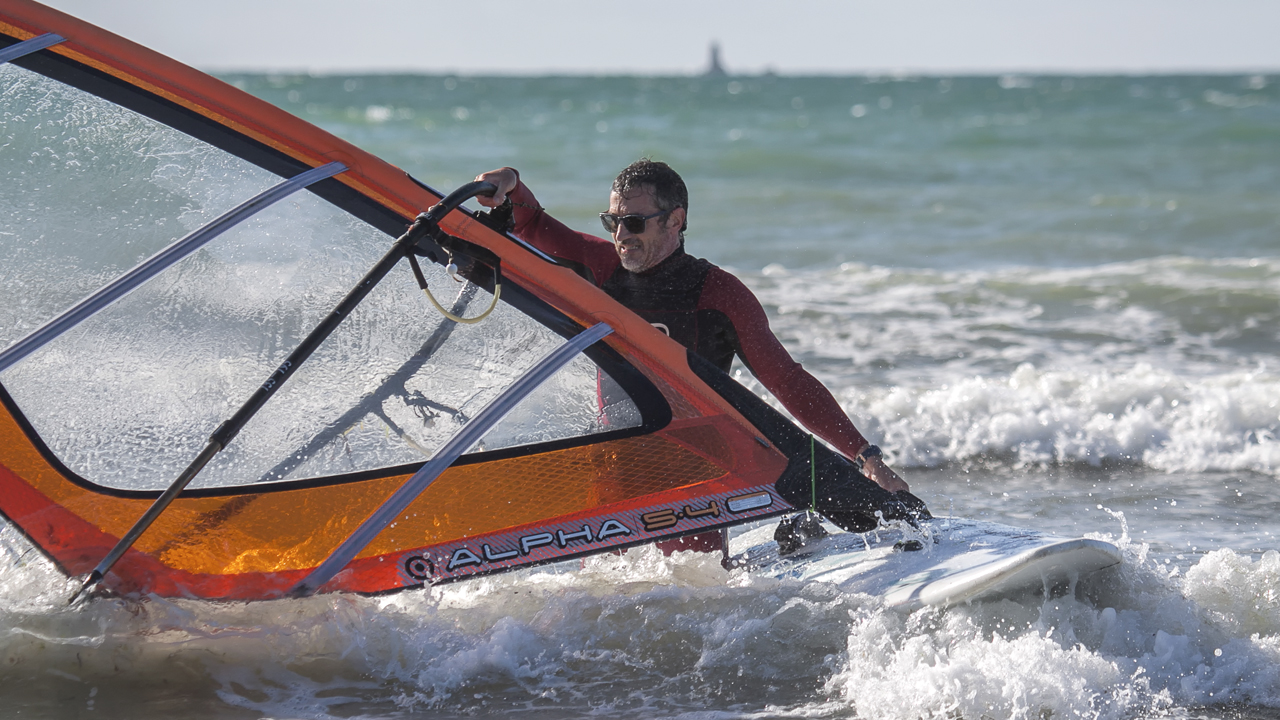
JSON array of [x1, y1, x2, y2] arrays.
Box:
[[0, 1, 817, 601]]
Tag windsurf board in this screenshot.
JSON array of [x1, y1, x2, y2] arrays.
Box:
[[730, 517, 1122, 611]]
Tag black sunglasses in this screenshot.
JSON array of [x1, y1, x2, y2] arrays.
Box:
[[599, 210, 669, 235]]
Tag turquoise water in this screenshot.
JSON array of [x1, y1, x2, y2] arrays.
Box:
[[2, 71, 1279, 719], [228, 73, 1280, 270]]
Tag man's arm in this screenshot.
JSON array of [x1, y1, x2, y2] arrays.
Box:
[[701, 269, 909, 493], [474, 167, 618, 285]]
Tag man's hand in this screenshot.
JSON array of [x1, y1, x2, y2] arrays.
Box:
[[474, 167, 519, 208], [863, 455, 909, 494]]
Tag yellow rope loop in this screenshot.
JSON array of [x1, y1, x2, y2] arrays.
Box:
[[421, 279, 501, 324]]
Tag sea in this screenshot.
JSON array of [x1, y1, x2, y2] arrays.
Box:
[[1, 72, 1279, 719]]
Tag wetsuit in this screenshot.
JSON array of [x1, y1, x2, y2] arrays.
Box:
[[504, 181, 924, 548]]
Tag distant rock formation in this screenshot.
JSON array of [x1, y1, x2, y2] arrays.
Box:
[[704, 42, 727, 77]]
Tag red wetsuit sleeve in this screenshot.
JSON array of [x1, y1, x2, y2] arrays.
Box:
[[508, 180, 619, 286], [700, 269, 872, 461]]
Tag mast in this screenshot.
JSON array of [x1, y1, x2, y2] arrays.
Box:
[[704, 42, 727, 77]]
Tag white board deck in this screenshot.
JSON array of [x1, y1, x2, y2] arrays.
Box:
[[729, 517, 1122, 611]]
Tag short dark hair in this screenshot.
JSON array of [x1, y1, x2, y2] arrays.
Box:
[[612, 159, 688, 235]]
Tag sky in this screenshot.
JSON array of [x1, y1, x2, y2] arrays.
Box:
[[37, 0, 1280, 75]]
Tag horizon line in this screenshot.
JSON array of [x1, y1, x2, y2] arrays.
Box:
[[207, 67, 1280, 78]]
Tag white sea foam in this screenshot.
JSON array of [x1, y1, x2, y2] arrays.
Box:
[[4, 521, 1280, 719], [828, 524, 1280, 718], [867, 363, 1280, 476], [735, 256, 1280, 478], [1183, 549, 1280, 638]]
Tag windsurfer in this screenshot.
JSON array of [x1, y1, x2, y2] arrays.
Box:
[[475, 160, 927, 550]]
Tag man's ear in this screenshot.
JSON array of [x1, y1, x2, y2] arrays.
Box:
[[666, 207, 687, 231]]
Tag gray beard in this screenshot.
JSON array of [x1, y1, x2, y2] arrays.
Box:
[[618, 254, 646, 272]]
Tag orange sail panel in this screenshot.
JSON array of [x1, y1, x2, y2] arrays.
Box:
[[1, 385, 788, 598]]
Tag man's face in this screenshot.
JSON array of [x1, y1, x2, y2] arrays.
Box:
[[607, 186, 685, 273]]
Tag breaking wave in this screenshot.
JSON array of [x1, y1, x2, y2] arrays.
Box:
[[738, 256, 1280, 478], [3, 517, 1280, 719]]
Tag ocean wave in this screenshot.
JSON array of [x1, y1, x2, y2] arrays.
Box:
[[830, 527, 1280, 718], [4, 519, 1280, 719], [738, 361, 1280, 478], [870, 363, 1279, 476], [738, 256, 1280, 477], [749, 255, 1280, 376]]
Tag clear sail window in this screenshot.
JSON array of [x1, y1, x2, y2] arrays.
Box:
[[1, 64, 648, 491], [0, 62, 281, 347]]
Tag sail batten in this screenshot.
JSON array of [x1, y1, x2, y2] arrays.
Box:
[[0, 31, 63, 64]]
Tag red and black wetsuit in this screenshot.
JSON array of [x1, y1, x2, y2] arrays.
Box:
[[508, 181, 874, 457], [506, 180, 915, 551]]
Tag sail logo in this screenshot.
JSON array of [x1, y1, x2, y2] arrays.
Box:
[[400, 489, 781, 583], [260, 359, 293, 392], [401, 518, 635, 577], [446, 519, 634, 571], [403, 555, 435, 580], [641, 500, 721, 531]]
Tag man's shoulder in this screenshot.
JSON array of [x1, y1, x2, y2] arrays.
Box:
[[680, 252, 728, 281], [695, 258, 750, 291], [695, 260, 763, 309]]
